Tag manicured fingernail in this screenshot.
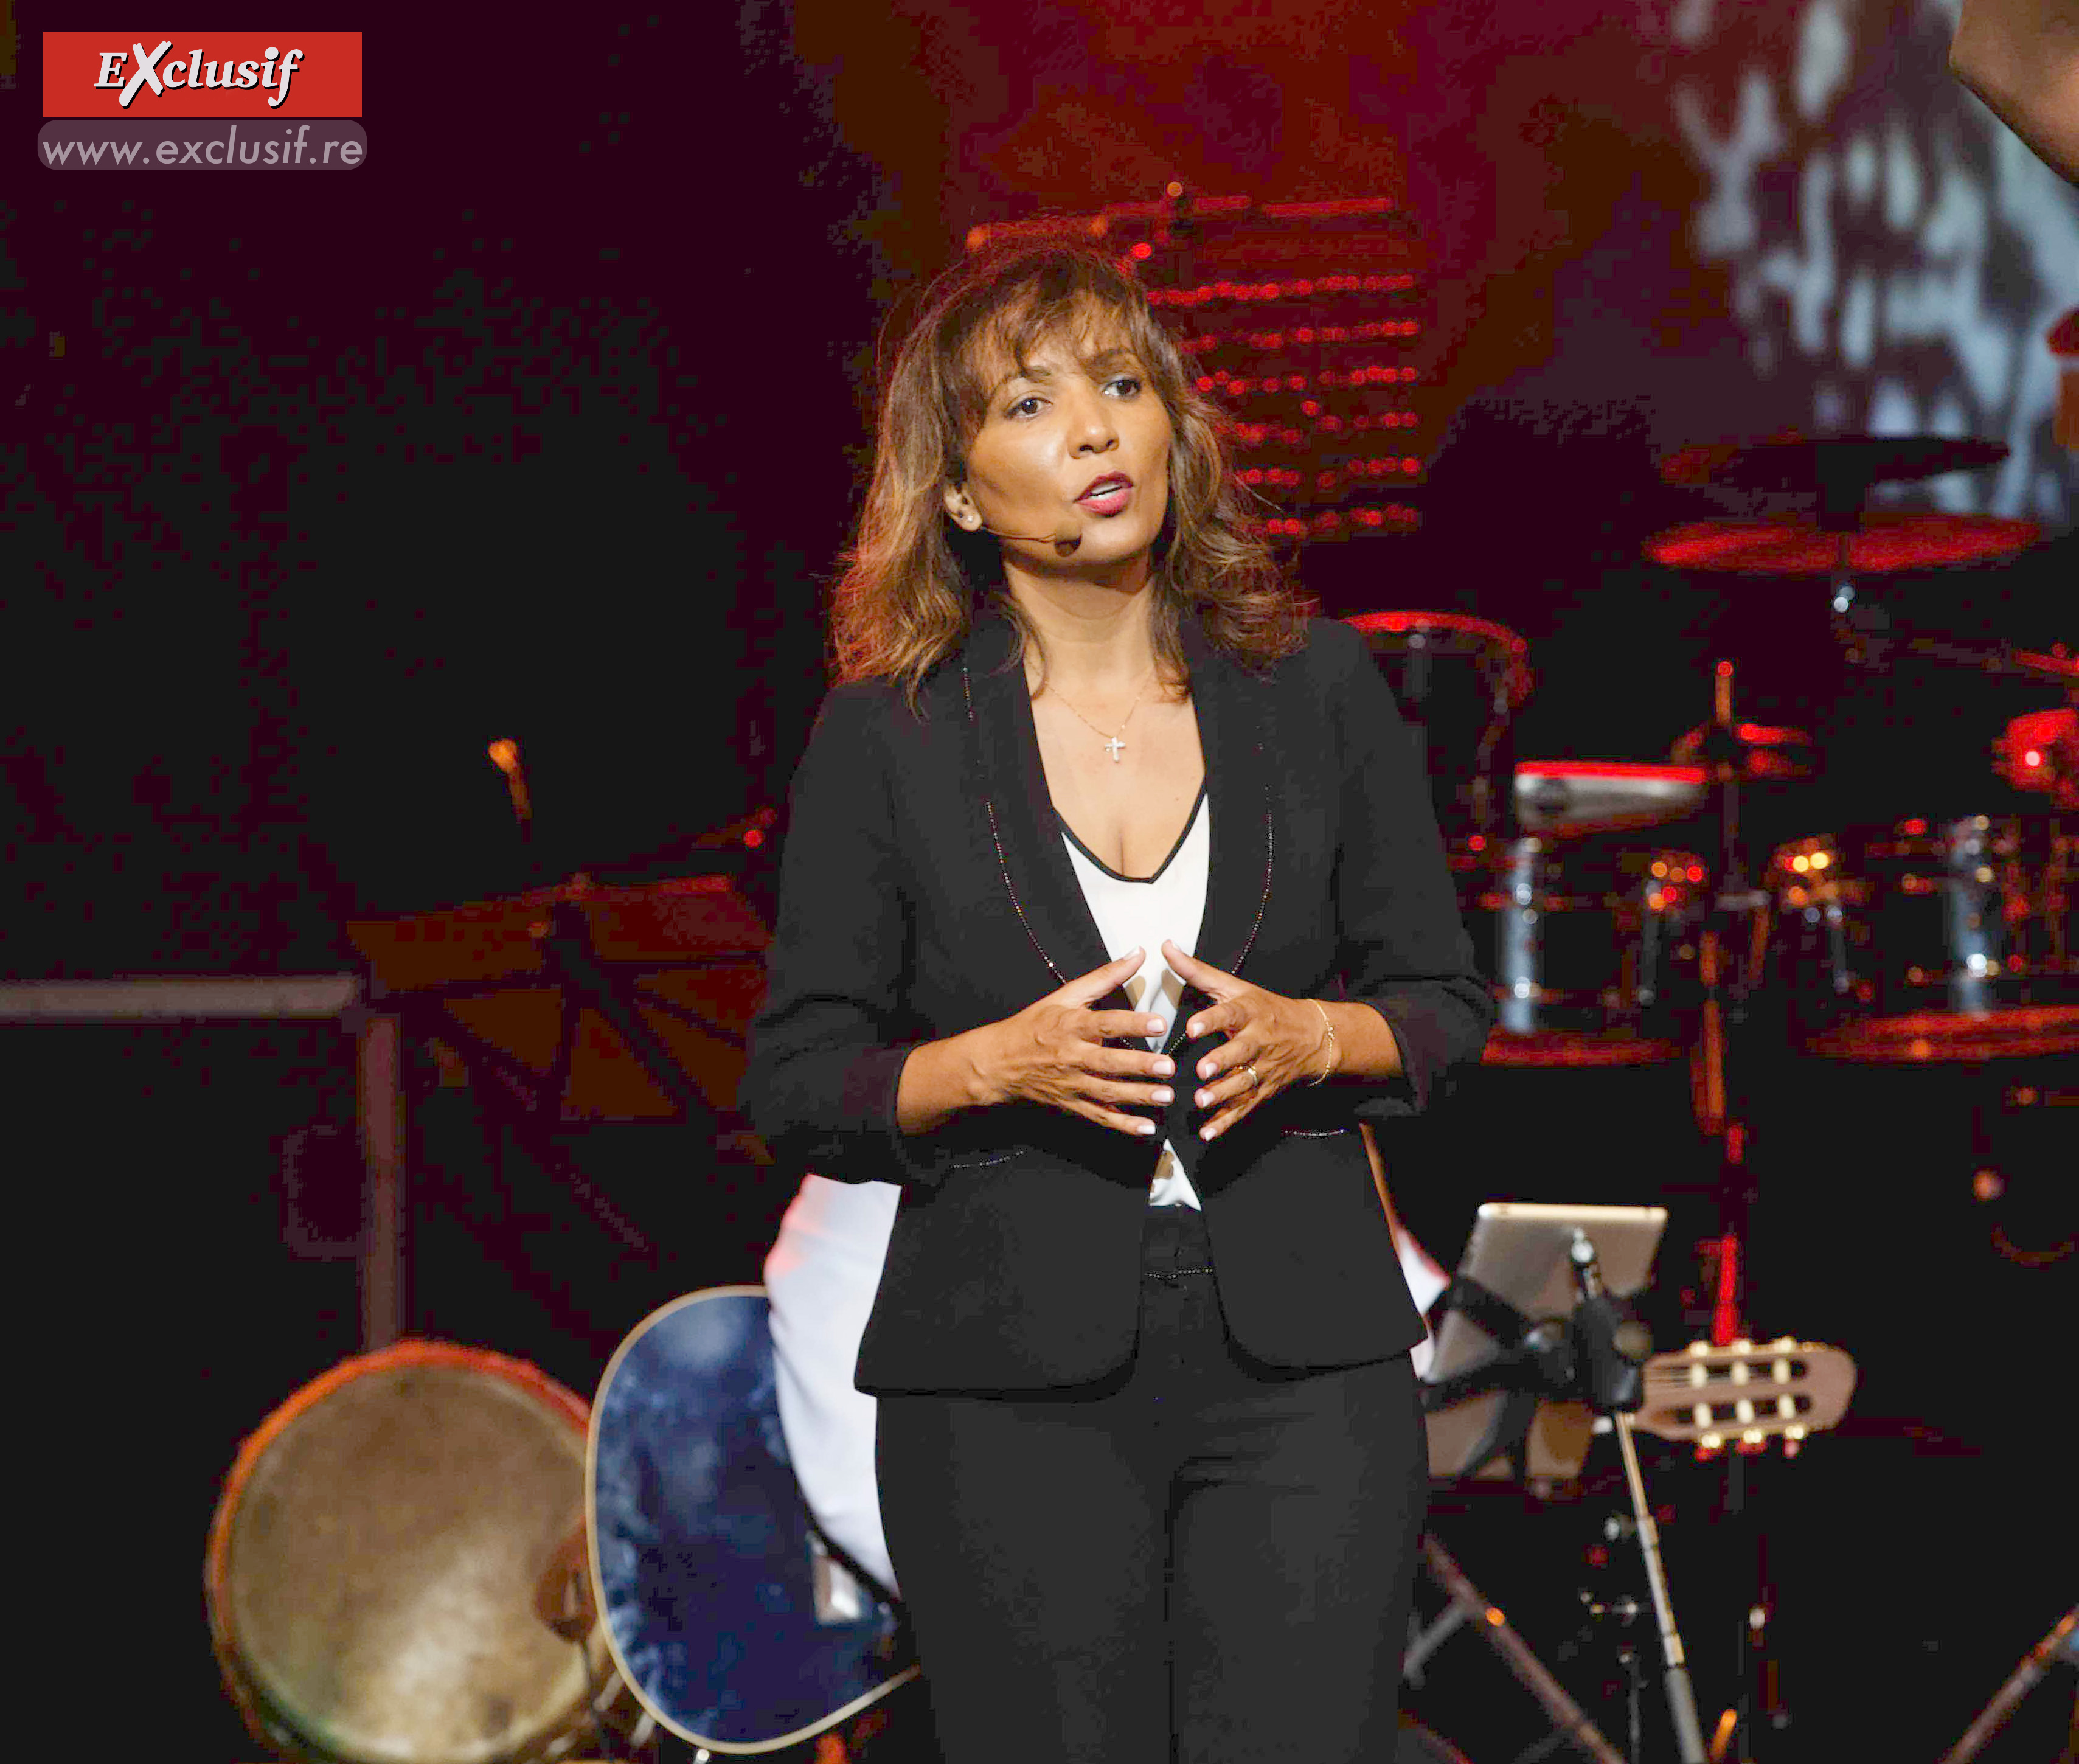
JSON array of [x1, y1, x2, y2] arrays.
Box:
[[1195, 1090, 1210, 1107], [1198, 1062, 1213, 1080], [1148, 1018, 1165, 1035], [1137, 1119, 1157, 1134], [1154, 1058, 1173, 1077], [1187, 1021, 1200, 1037], [1152, 1088, 1173, 1104], [1199, 1125, 1215, 1141]]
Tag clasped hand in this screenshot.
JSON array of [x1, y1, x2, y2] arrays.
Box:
[[974, 939, 1325, 1142]]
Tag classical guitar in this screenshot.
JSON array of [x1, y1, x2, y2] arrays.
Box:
[[1634, 1337, 1858, 1451], [586, 1287, 918, 1755]]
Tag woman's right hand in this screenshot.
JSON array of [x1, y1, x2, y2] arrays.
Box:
[[972, 948, 1176, 1137]]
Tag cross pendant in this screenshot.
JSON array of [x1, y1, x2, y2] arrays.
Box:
[[1103, 737, 1126, 763]]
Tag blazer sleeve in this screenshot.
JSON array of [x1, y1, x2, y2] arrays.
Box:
[[1320, 621, 1496, 1119], [738, 683, 948, 1189]]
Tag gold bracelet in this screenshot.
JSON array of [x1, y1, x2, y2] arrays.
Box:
[[1304, 999, 1338, 1087]]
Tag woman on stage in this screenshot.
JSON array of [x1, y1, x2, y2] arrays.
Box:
[[740, 241, 1493, 1764]]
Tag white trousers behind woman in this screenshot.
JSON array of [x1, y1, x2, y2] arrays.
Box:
[[762, 1173, 1449, 1607]]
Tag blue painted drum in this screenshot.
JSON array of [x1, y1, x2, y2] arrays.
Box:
[[587, 1287, 917, 1753]]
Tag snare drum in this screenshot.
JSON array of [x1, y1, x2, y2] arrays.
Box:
[[1457, 834, 1708, 1064], [1766, 814, 2079, 1059], [207, 1341, 636, 1764]]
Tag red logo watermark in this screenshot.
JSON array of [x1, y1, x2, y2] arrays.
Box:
[[42, 32, 363, 117]]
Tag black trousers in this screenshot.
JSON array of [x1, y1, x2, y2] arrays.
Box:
[[876, 1204, 1428, 1764]]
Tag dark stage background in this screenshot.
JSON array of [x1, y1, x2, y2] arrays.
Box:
[[2, 1, 2072, 1758]]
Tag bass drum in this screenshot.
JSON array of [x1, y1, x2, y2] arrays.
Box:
[[1395, 1717, 1477, 1763], [206, 1340, 636, 1764]]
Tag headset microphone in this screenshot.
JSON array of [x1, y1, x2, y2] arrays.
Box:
[[979, 524, 1083, 555]]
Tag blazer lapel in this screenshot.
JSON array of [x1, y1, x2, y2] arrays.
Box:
[[962, 609, 1120, 998], [1171, 613, 1275, 1049], [960, 606, 1277, 1040]]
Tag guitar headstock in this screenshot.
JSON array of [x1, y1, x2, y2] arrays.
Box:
[[1635, 1338, 1857, 1455]]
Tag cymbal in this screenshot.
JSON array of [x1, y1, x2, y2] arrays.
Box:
[[1645, 512, 2039, 575], [1659, 433, 2009, 495], [1670, 721, 1816, 782]]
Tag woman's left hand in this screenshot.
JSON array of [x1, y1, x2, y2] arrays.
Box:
[[1161, 940, 1327, 1142]]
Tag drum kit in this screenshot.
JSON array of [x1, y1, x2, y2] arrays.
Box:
[[1356, 433, 2077, 1095], [1355, 431, 2075, 1763]]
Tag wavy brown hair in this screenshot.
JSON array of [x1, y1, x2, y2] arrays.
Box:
[[829, 243, 1304, 709]]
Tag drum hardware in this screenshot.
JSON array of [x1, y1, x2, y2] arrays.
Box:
[[1648, 433, 2039, 693], [1553, 1588, 1650, 1764], [1935, 1607, 2078, 1764], [1407, 1532, 1630, 1764], [1666, 723, 1813, 785]]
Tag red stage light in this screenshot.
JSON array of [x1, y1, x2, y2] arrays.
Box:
[[1130, 241, 1152, 260], [743, 828, 765, 849], [2024, 748, 2044, 768], [1401, 457, 1420, 473]]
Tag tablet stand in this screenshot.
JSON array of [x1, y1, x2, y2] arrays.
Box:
[[1417, 1228, 1708, 1763]]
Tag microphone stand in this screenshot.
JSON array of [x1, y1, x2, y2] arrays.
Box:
[[1571, 1230, 1710, 1764], [1417, 1243, 1707, 1762]]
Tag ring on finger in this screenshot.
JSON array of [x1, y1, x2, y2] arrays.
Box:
[[1244, 1063, 1260, 1091]]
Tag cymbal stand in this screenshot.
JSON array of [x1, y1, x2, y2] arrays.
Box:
[[1690, 658, 1789, 1761], [1828, 529, 2078, 693], [1411, 1532, 1628, 1764], [1571, 1231, 1710, 1764], [1937, 1606, 2077, 1764]]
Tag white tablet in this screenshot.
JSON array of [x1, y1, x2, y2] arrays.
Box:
[[1424, 1202, 1668, 1482]]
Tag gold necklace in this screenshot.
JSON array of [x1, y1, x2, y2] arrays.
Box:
[[1042, 670, 1158, 764]]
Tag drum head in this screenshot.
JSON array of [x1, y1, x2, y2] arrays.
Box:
[[207, 1342, 600, 1764]]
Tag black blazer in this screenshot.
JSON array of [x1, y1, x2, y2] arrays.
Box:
[[740, 606, 1494, 1394]]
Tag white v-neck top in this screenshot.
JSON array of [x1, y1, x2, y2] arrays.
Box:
[[1060, 783, 1210, 1209]]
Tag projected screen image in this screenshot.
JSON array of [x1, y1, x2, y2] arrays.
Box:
[[1670, 0, 2078, 525]]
